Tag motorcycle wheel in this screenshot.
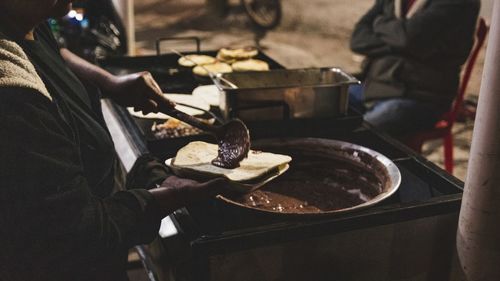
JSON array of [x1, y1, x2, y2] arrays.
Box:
[[241, 0, 282, 30]]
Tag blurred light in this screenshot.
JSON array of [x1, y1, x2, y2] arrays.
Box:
[[67, 10, 77, 18], [80, 18, 89, 29], [75, 13, 84, 21]]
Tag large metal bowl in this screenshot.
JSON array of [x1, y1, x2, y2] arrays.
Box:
[[218, 138, 401, 215]]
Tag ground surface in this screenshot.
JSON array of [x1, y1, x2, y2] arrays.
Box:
[[132, 0, 489, 181]]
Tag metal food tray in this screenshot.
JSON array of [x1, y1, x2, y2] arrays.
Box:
[[215, 67, 360, 121]]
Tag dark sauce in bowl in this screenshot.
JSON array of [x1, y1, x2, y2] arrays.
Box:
[[226, 152, 388, 214]]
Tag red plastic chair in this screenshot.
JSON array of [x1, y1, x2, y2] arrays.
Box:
[[403, 18, 488, 174]]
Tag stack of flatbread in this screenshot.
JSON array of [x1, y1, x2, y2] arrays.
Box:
[[217, 47, 270, 72], [165, 141, 291, 192], [178, 47, 270, 77]]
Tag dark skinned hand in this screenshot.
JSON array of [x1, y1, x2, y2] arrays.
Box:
[[106, 71, 176, 114], [149, 176, 232, 216]]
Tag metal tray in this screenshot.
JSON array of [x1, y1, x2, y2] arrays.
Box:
[[214, 67, 359, 121]]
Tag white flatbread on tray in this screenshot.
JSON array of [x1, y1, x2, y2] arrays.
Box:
[[167, 141, 291, 184], [192, 85, 220, 107], [128, 93, 210, 119]]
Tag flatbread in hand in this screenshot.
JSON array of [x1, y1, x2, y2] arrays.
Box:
[[171, 141, 292, 183]]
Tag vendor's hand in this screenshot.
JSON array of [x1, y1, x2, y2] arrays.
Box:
[[149, 176, 230, 215], [162, 176, 231, 203], [106, 71, 176, 114]]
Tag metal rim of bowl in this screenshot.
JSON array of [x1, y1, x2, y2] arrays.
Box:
[[217, 137, 402, 216]]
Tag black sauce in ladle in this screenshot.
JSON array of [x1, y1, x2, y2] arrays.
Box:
[[158, 103, 250, 169], [211, 119, 250, 168]]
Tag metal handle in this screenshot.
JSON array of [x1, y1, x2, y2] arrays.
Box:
[[211, 73, 238, 90], [155, 36, 201, 56], [175, 102, 225, 124], [158, 102, 218, 134], [134, 246, 159, 281]]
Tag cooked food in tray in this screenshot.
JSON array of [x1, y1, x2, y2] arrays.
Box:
[[177, 54, 216, 67], [165, 141, 292, 192], [232, 59, 269, 72], [192, 62, 233, 77], [152, 119, 202, 139]]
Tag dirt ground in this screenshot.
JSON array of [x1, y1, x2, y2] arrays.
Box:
[[133, 0, 489, 181]]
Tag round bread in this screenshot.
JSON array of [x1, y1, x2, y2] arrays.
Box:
[[217, 47, 258, 60], [216, 52, 238, 64], [193, 62, 233, 77], [232, 59, 270, 72], [178, 55, 216, 67], [170, 141, 292, 183]]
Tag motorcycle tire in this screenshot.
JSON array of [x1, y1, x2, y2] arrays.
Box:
[[241, 0, 282, 30]]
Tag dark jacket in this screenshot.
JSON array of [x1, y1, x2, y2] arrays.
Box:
[[0, 24, 170, 281], [350, 0, 480, 109]]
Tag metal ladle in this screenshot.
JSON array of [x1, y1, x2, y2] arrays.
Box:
[[158, 102, 250, 168]]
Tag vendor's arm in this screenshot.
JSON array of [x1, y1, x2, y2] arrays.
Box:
[[350, 0, 392, 57], [0, 89, 226, 253], [372, 0, 480, 59], [60, 48, 175, 113]]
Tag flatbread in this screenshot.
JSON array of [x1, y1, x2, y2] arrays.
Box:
[[216, 52, 238, 64], [165, 158, 289, 192], [192, 62, 232, 77], [178, 55, 216, 67], [170, 141, 292, 182], [218, 47, 258, 60], [232, 59, 269, 72], [192, 85, 220, 107]]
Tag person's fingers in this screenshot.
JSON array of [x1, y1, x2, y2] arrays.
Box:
[[140, 72, 176, 109], [140, 72, 162, 96], [139, 99, 158, 114], [200, 177, 229, 188], [160, 175, 183, 187], [195, 177, 230, 197], [158, 176, 232, 203]]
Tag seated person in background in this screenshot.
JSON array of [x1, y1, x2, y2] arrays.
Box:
[[0, 0, 229, 280], [349, 0, 480, 136]]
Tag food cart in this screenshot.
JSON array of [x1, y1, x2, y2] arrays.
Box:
[[100, 44, 464, 281]]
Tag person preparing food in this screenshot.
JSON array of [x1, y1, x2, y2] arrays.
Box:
[[0, 1, 232, 280]]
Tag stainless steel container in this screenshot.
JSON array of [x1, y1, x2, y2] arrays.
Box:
[[213, 67, 359, 121]]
